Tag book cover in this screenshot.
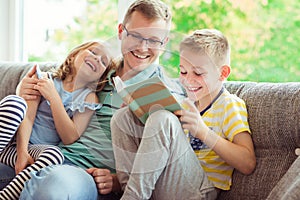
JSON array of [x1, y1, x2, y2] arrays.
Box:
[[113, 76, 182, 124]]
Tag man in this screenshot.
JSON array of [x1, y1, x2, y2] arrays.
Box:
[[0, 0, 185, 199]]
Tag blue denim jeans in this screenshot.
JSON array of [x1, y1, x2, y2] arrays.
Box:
[[19, 164, 98, 200], [0, 163, 15, 190], [19, 164, 121, 200]]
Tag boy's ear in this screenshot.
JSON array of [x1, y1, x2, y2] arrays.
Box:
[[219, 65, 231, 81]]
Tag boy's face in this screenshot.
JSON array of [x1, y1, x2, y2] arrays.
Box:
[[179, 50, 223, 102], [119, 11, 168, 76]]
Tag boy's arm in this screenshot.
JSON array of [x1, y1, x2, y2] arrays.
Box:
[[15, 98, 40, 174], [203, 130, 256, 175]]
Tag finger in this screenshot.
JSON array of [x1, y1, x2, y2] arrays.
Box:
[[180, 113, 196, 124], [173, 109, 183, 116], [182, 98, 198, 113], [86, 168, 97, 175], [21, 94, 39, 100], [93, 168, 110, 176], [97, 183, 112, 195], [27, 65, 38, 78], [98, 188, 112, 195]]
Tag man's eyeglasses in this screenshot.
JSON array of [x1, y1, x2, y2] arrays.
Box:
[[122, 25, 164, 48]]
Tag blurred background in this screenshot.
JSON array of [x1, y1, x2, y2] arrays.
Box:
[[1, 0, 299, 82]]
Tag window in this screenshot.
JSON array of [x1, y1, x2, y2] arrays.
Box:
[[1, 0, 299, 82]]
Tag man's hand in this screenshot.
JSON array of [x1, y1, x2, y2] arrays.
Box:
[[16, 65, 41, 100], [86, 168, 114, 195]]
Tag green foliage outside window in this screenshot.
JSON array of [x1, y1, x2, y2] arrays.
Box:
[[30, 0, 300, 82]]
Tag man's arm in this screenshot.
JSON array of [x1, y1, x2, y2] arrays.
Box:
[[16, 65, 41, 100]]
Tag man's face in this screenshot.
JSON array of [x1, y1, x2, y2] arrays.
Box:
[[119, 11, 169, 75]]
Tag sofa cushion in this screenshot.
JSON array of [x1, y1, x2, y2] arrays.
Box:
[[217, 81, 300, 199], [266, 156, 300, 200]]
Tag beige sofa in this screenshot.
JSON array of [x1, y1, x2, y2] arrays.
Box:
[[0, 61, 299, 199]]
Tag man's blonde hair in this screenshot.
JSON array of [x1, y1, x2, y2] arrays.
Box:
[[180, 29, 231, 67], [123, 0, 172, 29]]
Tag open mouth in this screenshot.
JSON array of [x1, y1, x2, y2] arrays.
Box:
[[186, 86, 202, 93], [85, 61, 96, 72], [131, 51, 150, 59]]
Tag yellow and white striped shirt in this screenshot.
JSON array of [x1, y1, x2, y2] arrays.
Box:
[[193, 88, 251, 190]]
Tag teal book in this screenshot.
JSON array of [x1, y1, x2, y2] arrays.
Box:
[[113, 76, 182, 124]]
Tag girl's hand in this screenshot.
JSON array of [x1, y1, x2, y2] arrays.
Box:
[[34, 76, 59, 103], [86, 168, 114, 195], [15, 151, 34, 174], [174, 99, 209, 140]]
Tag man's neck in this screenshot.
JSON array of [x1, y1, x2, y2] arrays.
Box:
[[116, 67, 137, 81]]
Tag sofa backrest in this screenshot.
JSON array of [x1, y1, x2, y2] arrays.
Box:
[[0, 62, 299, 199], [0, 62, 57, 99], [219, 81, 300, 199]]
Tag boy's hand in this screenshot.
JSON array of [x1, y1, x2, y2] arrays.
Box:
[[174, 99, 208, 140]]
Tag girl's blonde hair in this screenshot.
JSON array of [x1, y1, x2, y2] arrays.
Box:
[[52, 41, 115, 91], [180, 29, 231, 67]]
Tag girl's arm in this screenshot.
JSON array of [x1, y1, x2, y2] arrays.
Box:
[[175, 100, 256, 175], [52, 92, 98, 144], [35, 78, 98, 144], [15, 98, 40, 174]]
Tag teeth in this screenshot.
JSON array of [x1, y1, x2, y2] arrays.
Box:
[[187, 87, 200, 91], [133, 52, 147, 59]]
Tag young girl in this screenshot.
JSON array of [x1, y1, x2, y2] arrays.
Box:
[[0, 40, 114, 200]]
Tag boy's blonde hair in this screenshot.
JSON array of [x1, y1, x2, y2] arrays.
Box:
[[180, 29, 231, 67], [52, 41, 115, 91], [123, 0, 172, 29]]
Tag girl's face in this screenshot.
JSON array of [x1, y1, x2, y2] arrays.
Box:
[[73, 43, 110, 83], [179, 49, 223, 103]]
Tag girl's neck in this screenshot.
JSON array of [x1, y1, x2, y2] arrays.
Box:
[[62, 77, 86, 92]]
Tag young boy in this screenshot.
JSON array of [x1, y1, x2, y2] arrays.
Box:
[[175, 29, 256, 191]]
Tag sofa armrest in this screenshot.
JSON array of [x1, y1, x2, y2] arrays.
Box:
[[266, 156, 300, 200]]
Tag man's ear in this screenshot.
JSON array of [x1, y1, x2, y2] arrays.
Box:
[[118, 23, 123, 40], [219, 65, 231, 81], [163, 37, 169, 47]]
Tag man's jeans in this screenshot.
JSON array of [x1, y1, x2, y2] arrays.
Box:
[[0, 163, 15, 190]]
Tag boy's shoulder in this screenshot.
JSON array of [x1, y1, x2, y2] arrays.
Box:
[[219, 88, 246, 106]]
